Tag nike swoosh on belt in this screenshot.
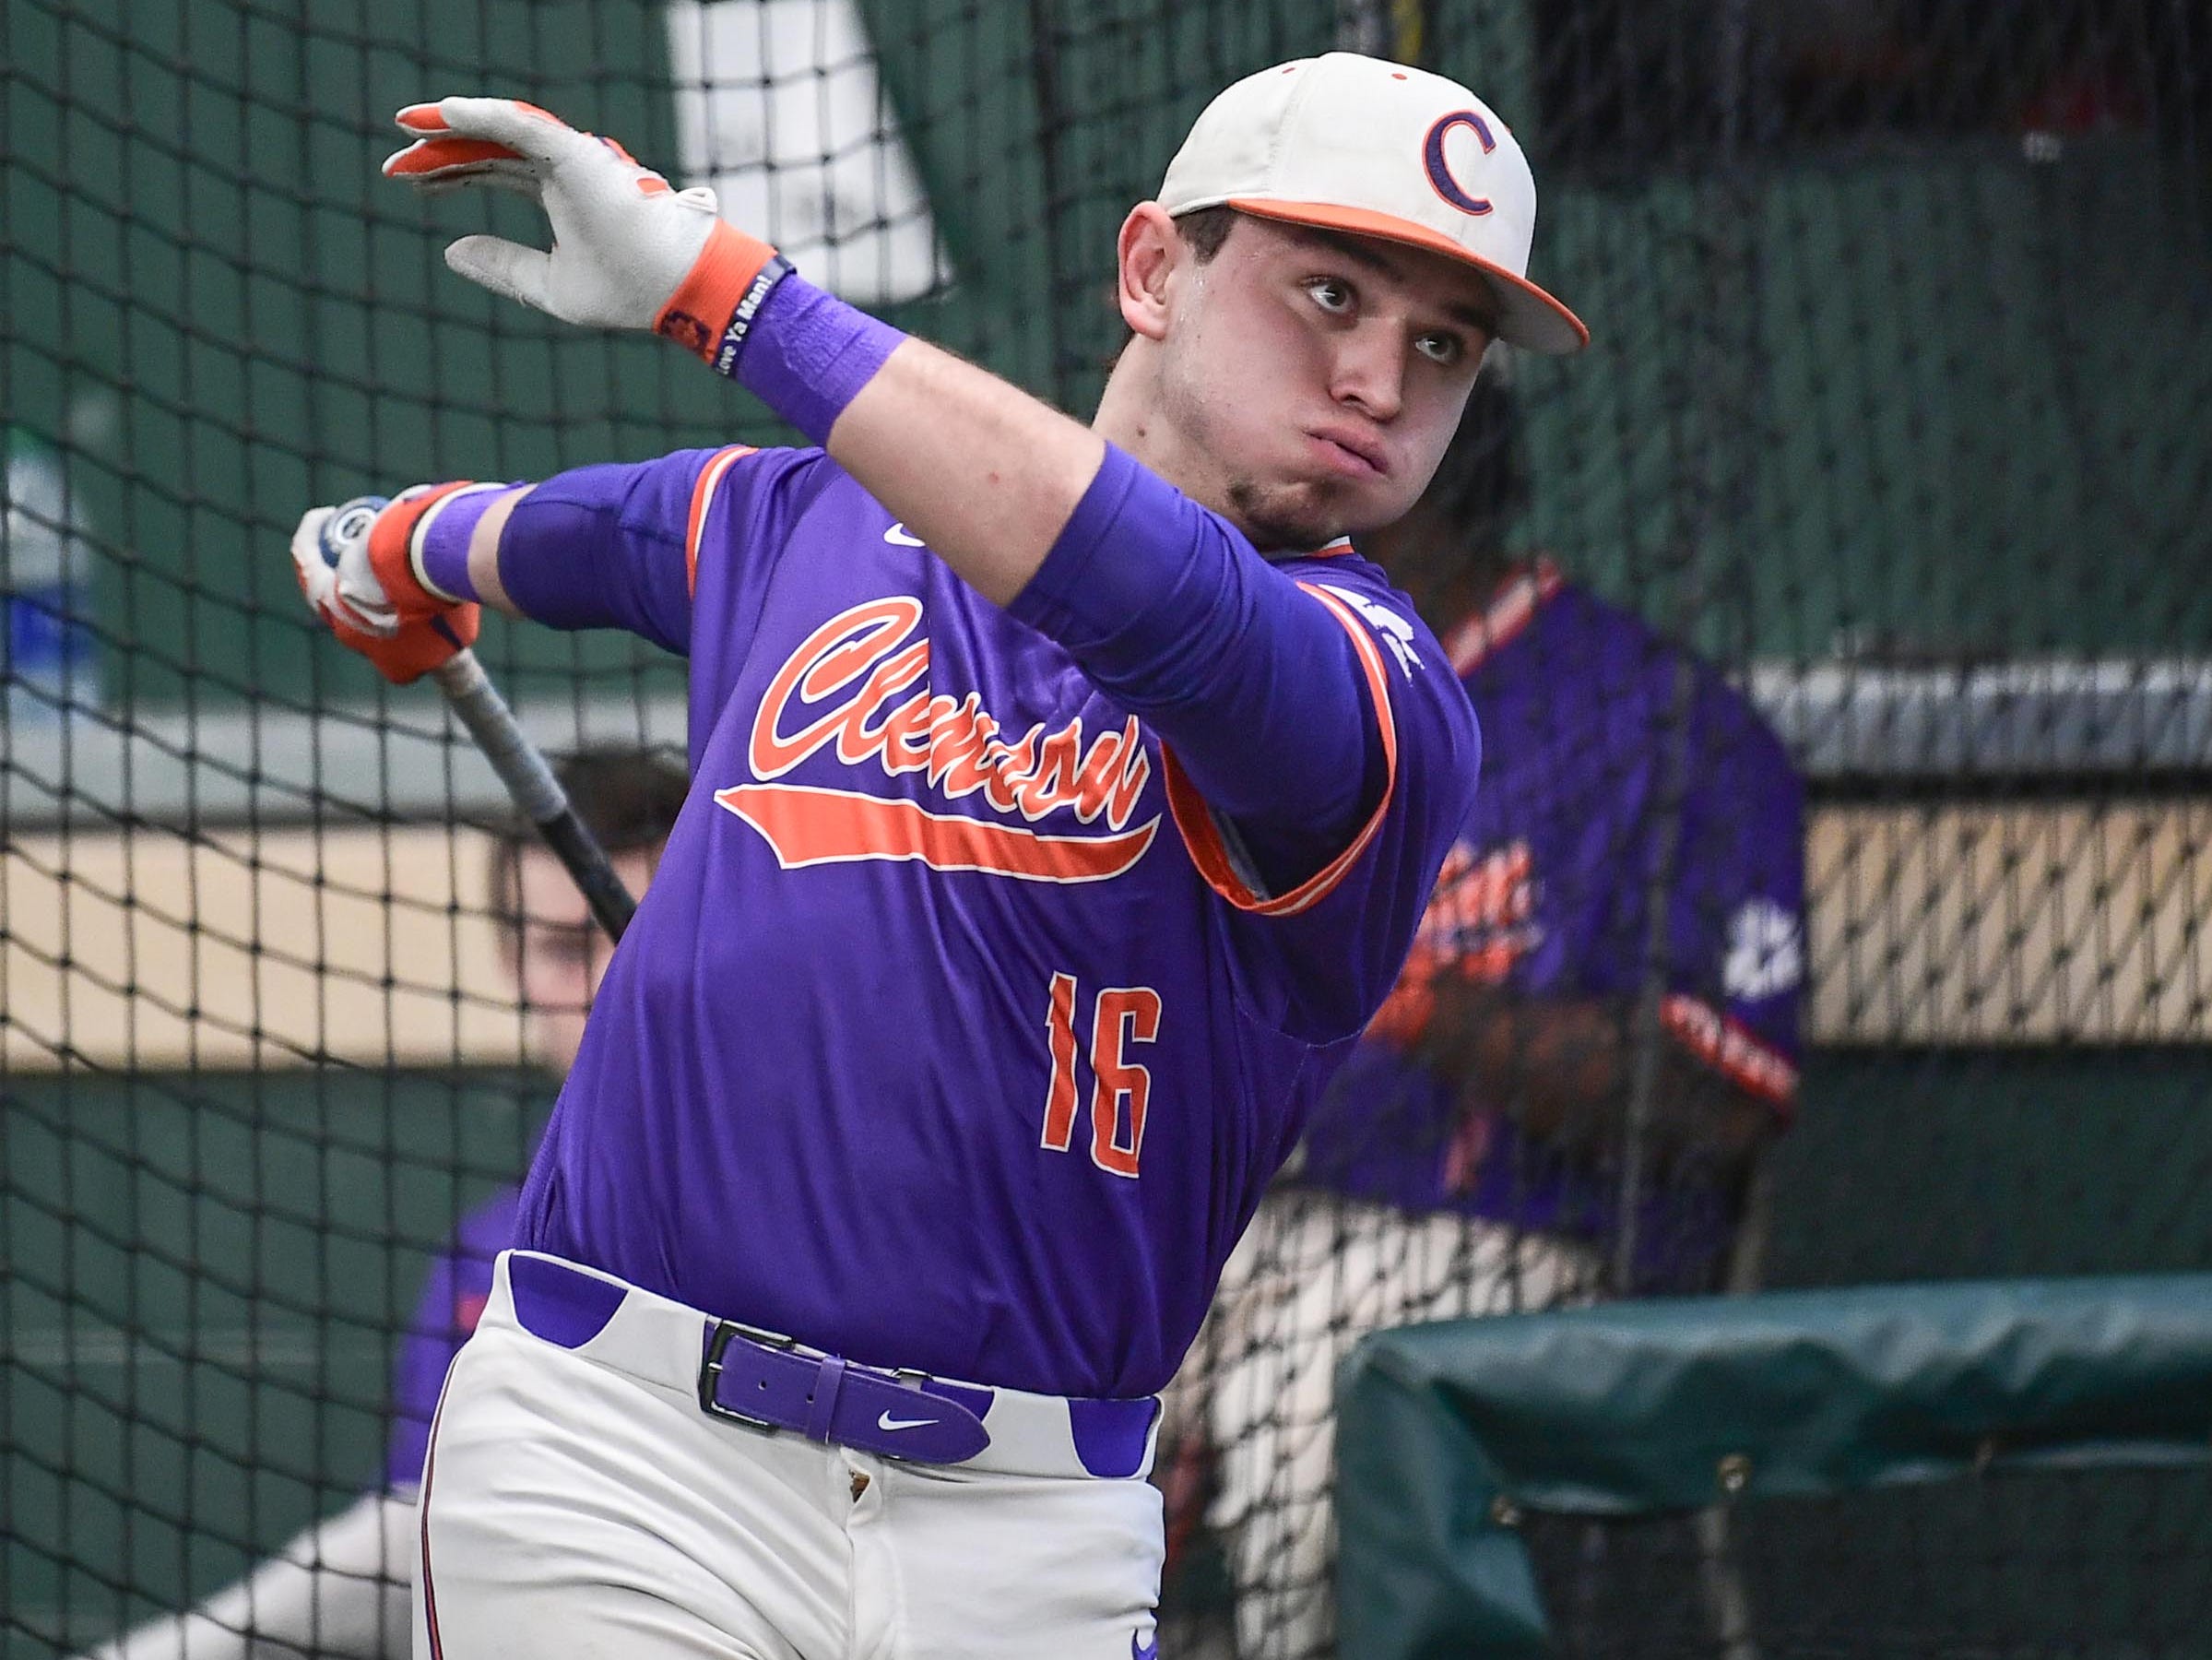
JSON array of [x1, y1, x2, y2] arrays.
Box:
[[877, 1410, 940, 1432]]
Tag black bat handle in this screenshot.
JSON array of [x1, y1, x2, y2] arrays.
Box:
[[535, 803, 640, 943], [430, 648, 639, 943]]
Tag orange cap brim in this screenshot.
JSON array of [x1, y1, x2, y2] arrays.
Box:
[[1225, 196, 1590, 355]]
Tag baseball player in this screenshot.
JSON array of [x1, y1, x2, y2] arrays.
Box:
[[80, 750, 687, 1660], [290, 53, 1586, 1658], [1174, 374, 1807, 1659]]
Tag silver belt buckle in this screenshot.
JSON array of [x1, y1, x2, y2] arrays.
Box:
[[697, 1317, 797, 1429]]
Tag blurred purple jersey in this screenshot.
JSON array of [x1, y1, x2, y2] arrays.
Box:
[[1299, 563, 1806, 1288], [386, 1184, 518, 1491], [506, 446, 1480, 1397]]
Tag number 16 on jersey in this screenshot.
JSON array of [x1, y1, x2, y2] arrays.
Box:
[[1040, 972, 1161, 1179]]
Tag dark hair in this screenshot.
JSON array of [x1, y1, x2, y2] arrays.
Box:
[[1175, 204, 1238, 263], [1418, 370, 1532, 556], [487, 746, 690, 940]]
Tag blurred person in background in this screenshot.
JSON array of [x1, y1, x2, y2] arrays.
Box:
[[1162, 366, 1807, 1659], [82, 747, 688, 1660]]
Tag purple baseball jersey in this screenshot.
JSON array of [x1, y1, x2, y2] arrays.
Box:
[[386, 1183, 519, 1491], [506, 445, 1480, 1397], [1298, 563, 1806, 1288]]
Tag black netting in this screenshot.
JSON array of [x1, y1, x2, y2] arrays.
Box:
[[6, 2, 2211, 1657], [1518, 1470, 2212, 1660]]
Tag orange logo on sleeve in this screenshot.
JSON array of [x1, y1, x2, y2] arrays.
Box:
[[1367, 840, 1543, 1044]]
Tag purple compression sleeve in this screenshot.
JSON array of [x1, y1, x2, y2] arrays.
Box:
[[730, 274, 905, 446], [495, 458, 704, 656], [1009, 445, 1386, 894]]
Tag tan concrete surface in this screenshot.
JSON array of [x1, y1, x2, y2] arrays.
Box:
[[8, 801, 2211, 1070]]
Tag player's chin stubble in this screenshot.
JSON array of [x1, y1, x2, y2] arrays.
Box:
[[1226, 476, 1349, 553]]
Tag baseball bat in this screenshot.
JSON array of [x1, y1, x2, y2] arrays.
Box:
[[317, 494, 638, 945], [430, 647, 638, 944]]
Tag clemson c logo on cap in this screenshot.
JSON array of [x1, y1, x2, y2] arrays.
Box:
[[1423, 110, 1498, 216]]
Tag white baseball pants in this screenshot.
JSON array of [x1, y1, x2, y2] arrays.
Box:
[[414, 1252, 1165, 1660]]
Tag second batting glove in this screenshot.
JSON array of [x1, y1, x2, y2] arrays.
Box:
[[382, 98, 788, 368], [291, 491, 482, 685]]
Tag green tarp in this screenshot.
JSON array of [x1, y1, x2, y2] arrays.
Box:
[[1336, 1275, 2212, 1655]]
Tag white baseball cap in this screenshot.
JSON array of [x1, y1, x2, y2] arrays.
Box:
[[1158, 53, 1588, 356]]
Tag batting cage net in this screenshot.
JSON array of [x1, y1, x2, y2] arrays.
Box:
[[4, 1, 2210, 1656]]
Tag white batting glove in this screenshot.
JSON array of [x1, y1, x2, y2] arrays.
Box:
[[290, 497, 397, 638], [382, 98, 784, 361]]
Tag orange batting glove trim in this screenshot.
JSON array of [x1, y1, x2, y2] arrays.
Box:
[[393, 99, 567, 135], [291, 558, 479, 687], [351, 608, 481, 686], [384, 101, 574, 180], [366, 482, 482, 621], [384, 136, 528, 176], [654, 219, 783, 362]]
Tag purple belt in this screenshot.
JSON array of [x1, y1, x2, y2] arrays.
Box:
[[697, 1318, 999, 1465], [500, 1250, 1158, 1475]]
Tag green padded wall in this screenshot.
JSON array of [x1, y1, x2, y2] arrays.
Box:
[[8, 1, 2206, 718], [4, 1071, 548, 1653], [1766, 1048, 2212, 1287]]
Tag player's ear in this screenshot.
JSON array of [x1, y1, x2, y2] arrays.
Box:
[[1117, 202, 1178, 342]]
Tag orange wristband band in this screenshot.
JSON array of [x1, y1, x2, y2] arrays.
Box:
[[366, 482, 483, 621], [654, 220, 788, 370]]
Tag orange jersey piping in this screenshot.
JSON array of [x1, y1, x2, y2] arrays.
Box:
[[1442, 556, 1564, 675], [1660, 992, 1800, 1111], [1165, 582, 1400, 918], [685, 445, 759, 597]]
